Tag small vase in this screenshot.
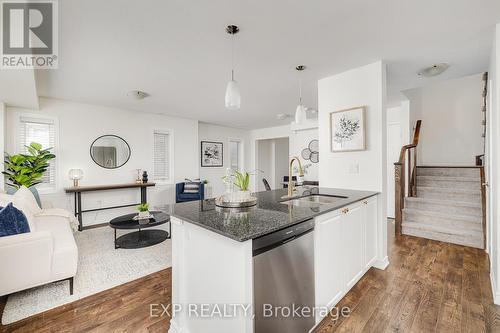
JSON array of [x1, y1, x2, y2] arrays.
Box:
[[138, 211, 150, 218]]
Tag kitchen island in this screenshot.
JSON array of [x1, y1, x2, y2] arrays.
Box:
[[168, 187, 387, 333]]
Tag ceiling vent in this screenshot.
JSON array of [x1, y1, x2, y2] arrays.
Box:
[[127, 90, 148, 100], [417, 63, 450, 77]]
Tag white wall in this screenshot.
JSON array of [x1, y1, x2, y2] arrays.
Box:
[[273, 138, 289, 189], [404, 73, 483, 166], [0, 102, 5, 192], [386, 103, 410, 218], [488, 23, 500, 305], [198, 123, 251, 197], [256, 139, 275, 191], [318, 61, 388, 265], [5, 97, 199, 225], [249, 124, 320, 192], [255, 137, 290, 190], [289, 128, 319, 181]]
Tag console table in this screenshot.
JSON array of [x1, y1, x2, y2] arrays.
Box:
[[64, 183, 156, 231]]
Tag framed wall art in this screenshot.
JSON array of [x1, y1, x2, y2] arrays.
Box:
[[201, 141, 223, 167], [330, 106, 366, 152]]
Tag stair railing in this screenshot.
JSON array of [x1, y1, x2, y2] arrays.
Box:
[[394, 120, 422, 235]]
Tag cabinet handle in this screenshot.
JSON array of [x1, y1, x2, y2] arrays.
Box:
[[363, 200, 368, 205]]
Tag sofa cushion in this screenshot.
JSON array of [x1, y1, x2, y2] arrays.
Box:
[[0, 203, 30, 237], [35, 217, 78, 279], [0, 193, 37, 232], [13, 186, 42, 215], [183, 182, 200, 193]]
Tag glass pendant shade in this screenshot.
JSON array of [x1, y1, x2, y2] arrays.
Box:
[[295, 104, 306, 124], [225, 79, 241, 110]]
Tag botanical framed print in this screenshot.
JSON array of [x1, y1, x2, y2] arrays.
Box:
[[330, 106, 366, 152], [201, 141, 223, 167]]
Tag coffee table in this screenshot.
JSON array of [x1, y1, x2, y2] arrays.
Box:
[[109, 211, 170, 249]]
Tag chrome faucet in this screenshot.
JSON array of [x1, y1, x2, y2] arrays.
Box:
[[288, 156, 304, 197]]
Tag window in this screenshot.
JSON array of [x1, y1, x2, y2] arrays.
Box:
[[154, 131, 171, 182], [229, 139, 242, 171], [18, 115, 57, 190]]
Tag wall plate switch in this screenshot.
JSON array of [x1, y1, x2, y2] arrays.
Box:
[[349, 163, 359, 174]]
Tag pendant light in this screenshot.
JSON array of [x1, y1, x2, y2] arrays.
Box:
[[294, 65, 306, 124], [225, 25, 241, 110]]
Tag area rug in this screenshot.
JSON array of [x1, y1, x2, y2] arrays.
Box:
[[1, 224, 172, 325]]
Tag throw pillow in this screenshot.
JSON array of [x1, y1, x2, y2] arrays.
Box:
[[13, 186, 43, 215], [0, 203, 30, 237], [0, 193, 37, 232], [183, 182, 200, 194]]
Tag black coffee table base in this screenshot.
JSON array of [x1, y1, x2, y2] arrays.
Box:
[[114, 229, 169, 249]]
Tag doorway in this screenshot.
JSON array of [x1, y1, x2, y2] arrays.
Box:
[[256, 137, 289, 191]]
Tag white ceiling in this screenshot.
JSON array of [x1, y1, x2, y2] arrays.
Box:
[[34, 0, 500, 129], [0, 69, 39, 109]]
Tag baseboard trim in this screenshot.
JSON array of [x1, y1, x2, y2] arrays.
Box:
[[372, 256, 389, 270], [491, 272, 500, 305]]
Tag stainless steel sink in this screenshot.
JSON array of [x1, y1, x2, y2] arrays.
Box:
[[281, 194, 347, 207]]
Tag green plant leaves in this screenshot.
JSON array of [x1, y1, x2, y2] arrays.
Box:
[[3, 142, 56, 188]]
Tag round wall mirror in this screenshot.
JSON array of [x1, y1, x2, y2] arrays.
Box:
[[90, 135, 131, 169]]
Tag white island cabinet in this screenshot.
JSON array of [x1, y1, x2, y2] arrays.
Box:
[[169, 194, 383, 333], [314, 196, 379, 324]]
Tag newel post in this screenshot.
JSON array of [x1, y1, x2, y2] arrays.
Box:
[[394, 162, 404, 235]]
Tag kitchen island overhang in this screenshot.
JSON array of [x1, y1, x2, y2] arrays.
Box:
[[168, 187, 386, 333]]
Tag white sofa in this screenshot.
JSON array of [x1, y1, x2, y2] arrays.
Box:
[[0, 189, 78, 297]]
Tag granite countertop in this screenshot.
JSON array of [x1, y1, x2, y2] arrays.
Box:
[[170, 187, 378, 242]]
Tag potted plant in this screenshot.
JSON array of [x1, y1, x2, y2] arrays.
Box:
[[3, 142, 56, 206], [228, 170, 252, 202], [137, 203, 150, 218]]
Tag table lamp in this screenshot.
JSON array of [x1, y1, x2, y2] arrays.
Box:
[[69, 169, 83, 187]]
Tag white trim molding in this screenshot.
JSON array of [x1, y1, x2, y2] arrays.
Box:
[[491, 272, 500, 305], [372, 256, 390, 270]]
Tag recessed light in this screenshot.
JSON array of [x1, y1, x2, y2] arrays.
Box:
[[417, 63, 450, 77], [127, 90, 148, 100]]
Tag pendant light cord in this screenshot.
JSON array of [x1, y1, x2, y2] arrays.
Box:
[[231, 32, 235, 81], [298, 74, 302, 104]]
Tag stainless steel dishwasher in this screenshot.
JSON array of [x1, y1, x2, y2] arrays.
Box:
[[253, 219, 315, 333]]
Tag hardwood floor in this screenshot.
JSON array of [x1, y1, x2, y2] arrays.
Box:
[[1, 221, 499, 332]]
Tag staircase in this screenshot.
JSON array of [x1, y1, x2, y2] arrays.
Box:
[[401, 166, 484, 249]]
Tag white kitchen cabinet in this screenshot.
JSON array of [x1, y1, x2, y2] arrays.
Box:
[[341, 202, 364, 289], [314, 210, 344, 317], [314, 195, 379, 324], [363, 197, 378, 269]]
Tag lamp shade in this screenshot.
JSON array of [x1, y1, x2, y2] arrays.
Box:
[[69, 169, 83, 180], [295, 104, 306, 124], [69, 169, 83, 187], [225, 80, 241, 110]]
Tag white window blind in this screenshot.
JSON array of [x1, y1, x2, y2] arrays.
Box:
[[154, 131, 170, 182], [19, 116, 56, 188]]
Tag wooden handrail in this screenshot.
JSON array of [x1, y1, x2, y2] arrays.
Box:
[[394, 120, 422, 235]]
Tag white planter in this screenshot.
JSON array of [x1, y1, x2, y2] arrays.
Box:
[[138, 211, 150, 219], [234, 190, 251, 202]]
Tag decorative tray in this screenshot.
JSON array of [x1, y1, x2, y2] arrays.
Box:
[[215, 196, 258, 208], [132, 213, 154, 221]]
